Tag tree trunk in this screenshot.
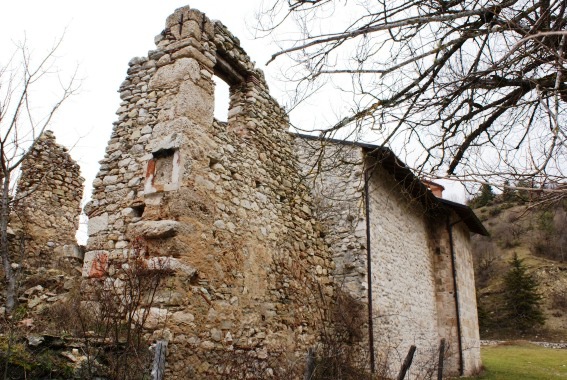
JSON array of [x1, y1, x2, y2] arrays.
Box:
[[0, 173, 16, 314]]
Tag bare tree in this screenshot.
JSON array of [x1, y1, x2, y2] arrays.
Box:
[[0, 37, 78, 314], [257, 0, 567, 198]]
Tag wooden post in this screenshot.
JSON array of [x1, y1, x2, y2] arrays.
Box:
[[396, 345, 417, 380], [151, 340, 168, 380], [437, 338, 446, 380], [304, 347, 315, 380]]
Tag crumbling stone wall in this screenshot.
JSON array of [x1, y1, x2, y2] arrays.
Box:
[[294, 139, 368, 300], [84, 6, 334, 378], [12, 130, 84, 267]]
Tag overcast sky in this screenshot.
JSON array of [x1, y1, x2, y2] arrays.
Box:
[[0, 1, 466, 240], [0, 0, 269, 185]]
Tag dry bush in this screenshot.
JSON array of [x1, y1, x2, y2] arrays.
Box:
[[551, 290, 567, 312], [472, 237, 499, 288], [78, 254, 170, 379], [43, 239, 171, 379], [212, 349, 304, 380], [313, 290, 369, 379], [530, 207, 567, 262]]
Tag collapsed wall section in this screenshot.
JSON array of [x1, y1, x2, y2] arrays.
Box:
[[84, 6, 333, 378], [13, 130, 84, 267]]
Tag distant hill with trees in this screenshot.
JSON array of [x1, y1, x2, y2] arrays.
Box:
[[470, 186, 567, 341]]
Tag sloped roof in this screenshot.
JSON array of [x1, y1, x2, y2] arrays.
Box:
[[293, 133, 489, 236]]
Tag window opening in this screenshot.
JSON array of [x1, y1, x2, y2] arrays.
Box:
[[212, 75, 230, 122]]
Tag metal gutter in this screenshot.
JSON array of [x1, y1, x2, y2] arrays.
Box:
[[364, 167, 376, 373], [447, 216, 464, 376]]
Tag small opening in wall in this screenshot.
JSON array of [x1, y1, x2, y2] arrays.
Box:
[[213, 75, 230, 123], [145, 148, 179, 193], [209, 156, 220, 168], [131, 203, 145, 218], [153, 150, 175, 184], [153, 148, 175, 159]]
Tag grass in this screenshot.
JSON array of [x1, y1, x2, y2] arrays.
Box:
[[466, 342, 567, 379]]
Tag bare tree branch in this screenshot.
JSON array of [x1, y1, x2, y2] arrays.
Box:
[[0, 37, 78, 314], [257, 0, 567, 201]]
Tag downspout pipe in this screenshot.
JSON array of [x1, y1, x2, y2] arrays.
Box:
[[364, 168, 376, 373], [446, 216, 464, 376]]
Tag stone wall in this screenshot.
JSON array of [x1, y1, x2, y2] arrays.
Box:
[[12, 130, 84, 267], [430, 221, 461, 374], [366, 163, 442, 375], [84, 6, 334, 378], [83, 5, 483, 377], [294, 139, 482, 378], [452, 222, 482, 372], [294, 139, 368, 301], [431, 220, 482, 375]]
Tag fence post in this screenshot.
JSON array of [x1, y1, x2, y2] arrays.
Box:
[[396, 345, 417, 380], [151, 340, 168, 380], [437, 338, 446, 380], [304, 347, 315, 380]]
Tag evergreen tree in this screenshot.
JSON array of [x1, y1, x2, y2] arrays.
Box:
[[501, 180, 515, 203], [470, 184, 495, 208], [503, 254, 545, 331]]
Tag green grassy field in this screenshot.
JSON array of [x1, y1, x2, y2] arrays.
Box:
[[466, 343, 567, 379]]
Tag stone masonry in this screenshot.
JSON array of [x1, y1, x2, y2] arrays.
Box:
[[12, 130, 84, 267], [83, 5, 485, 378], [84, 6, 334, 378], [295, 137, 484, 378]]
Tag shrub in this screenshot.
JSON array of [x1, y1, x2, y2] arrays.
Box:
[[529, 207, 567, 262], [551, 290, 567, 312], [41, 238, 171, 380], [472, 238, 499, 288], [488, 206, 502, 217]]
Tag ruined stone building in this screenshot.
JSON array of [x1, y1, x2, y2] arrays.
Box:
[[83, 6, 333, 378], [11, 130, 84, 268], [82, 5, 486, 378]]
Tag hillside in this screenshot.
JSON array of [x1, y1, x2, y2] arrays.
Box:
[[472, 196, 567, 342]]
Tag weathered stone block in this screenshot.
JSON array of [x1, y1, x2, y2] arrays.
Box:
[[175, 80, 213, 126], [133, 307, 168, 329], [148, 58, 200, 90], [54, 244, 84, 260], [82, 250, 109, 278], [88, 213, 109, 235], [128, 220, 181, 239], [172, 20, 202, 41], [172, 311, 195, 325], [146, 256, 197, 278]]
